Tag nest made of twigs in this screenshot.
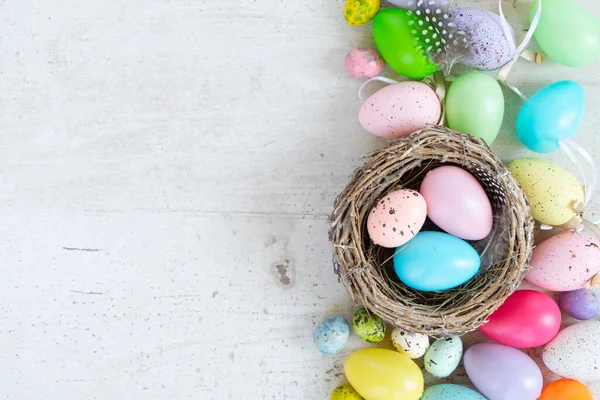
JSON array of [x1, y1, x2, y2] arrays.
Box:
[[329, 126, 535, 336]]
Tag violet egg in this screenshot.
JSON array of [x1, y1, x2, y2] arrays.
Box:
[[558, 288, 600, 320], [449, 8, 516, 70]]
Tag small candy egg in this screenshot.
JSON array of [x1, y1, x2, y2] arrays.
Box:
[[344, 0, 380, 27], [479, 290, 561, 348], [448, 8, 516, 70], [394, 231, 480, 292], [352, 308, 386, 343], [516, 81, 585, 153], [465, 343, 543, 400], [424, 336, 462, 378], [538, 379, 594, 400], [344, 49, 385, 79], [421, 384, 486, 400], [359, 82, 441, 139], [419, 166, 493, 240], [391, 328, 429, 359], [508, 158, 584, 226], [331, 384, 364, 400], [313, 316, 350, 355], [345, 348, 424, 400], [526, 231, 600, 291], [367, 189, 427, 248], [559, 289, 600, 320], [543, 321, 600, 381]]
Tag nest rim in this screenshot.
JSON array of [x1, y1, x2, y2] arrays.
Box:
[[329, 126, 535, 336]]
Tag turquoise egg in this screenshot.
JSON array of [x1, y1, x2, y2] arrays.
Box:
[[422, 384, 487, 400], [313, 316, 349, 355], [393, 231, 480, 291], [516, 81, 585, 153]]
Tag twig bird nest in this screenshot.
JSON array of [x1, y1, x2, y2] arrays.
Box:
[[329, 126, 535, 336]]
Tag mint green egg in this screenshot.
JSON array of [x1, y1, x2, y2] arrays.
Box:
[[446, 71, 505, 145], [422, 384, 486, 400]]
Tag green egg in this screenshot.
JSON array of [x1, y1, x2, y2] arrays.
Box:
[[352, 308, 386, 343], [331, 384, 364, 400]]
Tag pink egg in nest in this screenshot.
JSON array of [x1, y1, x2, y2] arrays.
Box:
[[344, 48, 385, 79]]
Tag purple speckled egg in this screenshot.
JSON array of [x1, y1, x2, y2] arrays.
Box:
[[344, 48, 385, 79], [359, 81, 441, 139], [449, 8, 516, 70], [559, 288, 600, 320]]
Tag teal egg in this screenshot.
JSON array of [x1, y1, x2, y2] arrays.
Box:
[[422, 384, 487, 400], [516, 80, 585, 153], [393, 231, 480, 291]]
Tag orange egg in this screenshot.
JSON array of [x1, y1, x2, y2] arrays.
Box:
[[538, 379, 593, 400]]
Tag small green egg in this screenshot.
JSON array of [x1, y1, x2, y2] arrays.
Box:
[[352, 308, 386, 343], [331, 384, 364, 400]]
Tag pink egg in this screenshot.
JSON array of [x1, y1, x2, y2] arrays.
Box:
[[359, 82, 441, 140], [367, 189, 427, 248], [479, 290, 561, 348], [419, 166, 493, 240], [344, 48, 385, 79], [526, 231, 600, 291]]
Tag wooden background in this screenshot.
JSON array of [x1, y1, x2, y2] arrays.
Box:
[[0, 0, 599, 398]]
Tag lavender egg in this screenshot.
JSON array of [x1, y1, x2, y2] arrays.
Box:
[[559, 289, 600, 320], [449, 8, 516, 70], [387, 0, 448, 10]]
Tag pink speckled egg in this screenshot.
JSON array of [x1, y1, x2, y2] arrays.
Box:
[[367, 189, 427, 248], [359, 82, 441, 139], [344, 48, 385, 79], [419, 166, 493, 240], [526, 231, 600, 291]]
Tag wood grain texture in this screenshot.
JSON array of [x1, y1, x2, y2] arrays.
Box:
[[0, 0, 598, 398]]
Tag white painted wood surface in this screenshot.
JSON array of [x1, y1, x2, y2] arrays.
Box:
[[1, 0, 599, 398]]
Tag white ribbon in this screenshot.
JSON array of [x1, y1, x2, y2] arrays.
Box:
[[561, 138, 598, 206], [358, 76, 401, 101], [496, 0, 543, 100]]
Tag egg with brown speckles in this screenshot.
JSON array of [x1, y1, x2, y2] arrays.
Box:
[[331, 384, 364, 400], [526, 231, 600, 291], [359, 82, 441, 140], [391, 328, 430, 359], [367, 189, 427, 248], [543, 321, 600, 381], [508, 158, 584, 226]]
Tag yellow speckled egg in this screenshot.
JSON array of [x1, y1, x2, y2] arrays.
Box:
[[344, 0, 380, 27], [331, 384, 364, 400], [508, 158, 584, 226]]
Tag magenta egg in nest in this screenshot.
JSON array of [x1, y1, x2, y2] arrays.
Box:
[[448, 8, 516, 70], [344, 48, 385, 79]]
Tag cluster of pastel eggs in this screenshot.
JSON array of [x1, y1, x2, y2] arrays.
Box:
[[315, 155, 600, 400]]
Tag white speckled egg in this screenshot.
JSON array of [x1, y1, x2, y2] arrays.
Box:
[[387, 0, 448, 10], [449, 8, 516, 70], [543, 321, 600, 381], [359, 82, 441, 140], [424, 336, 463, 378], [391, 328, 430, 359], [422, 384, 486, 400], [526, 231, 600, 291], [367, 189, 427, 248]]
